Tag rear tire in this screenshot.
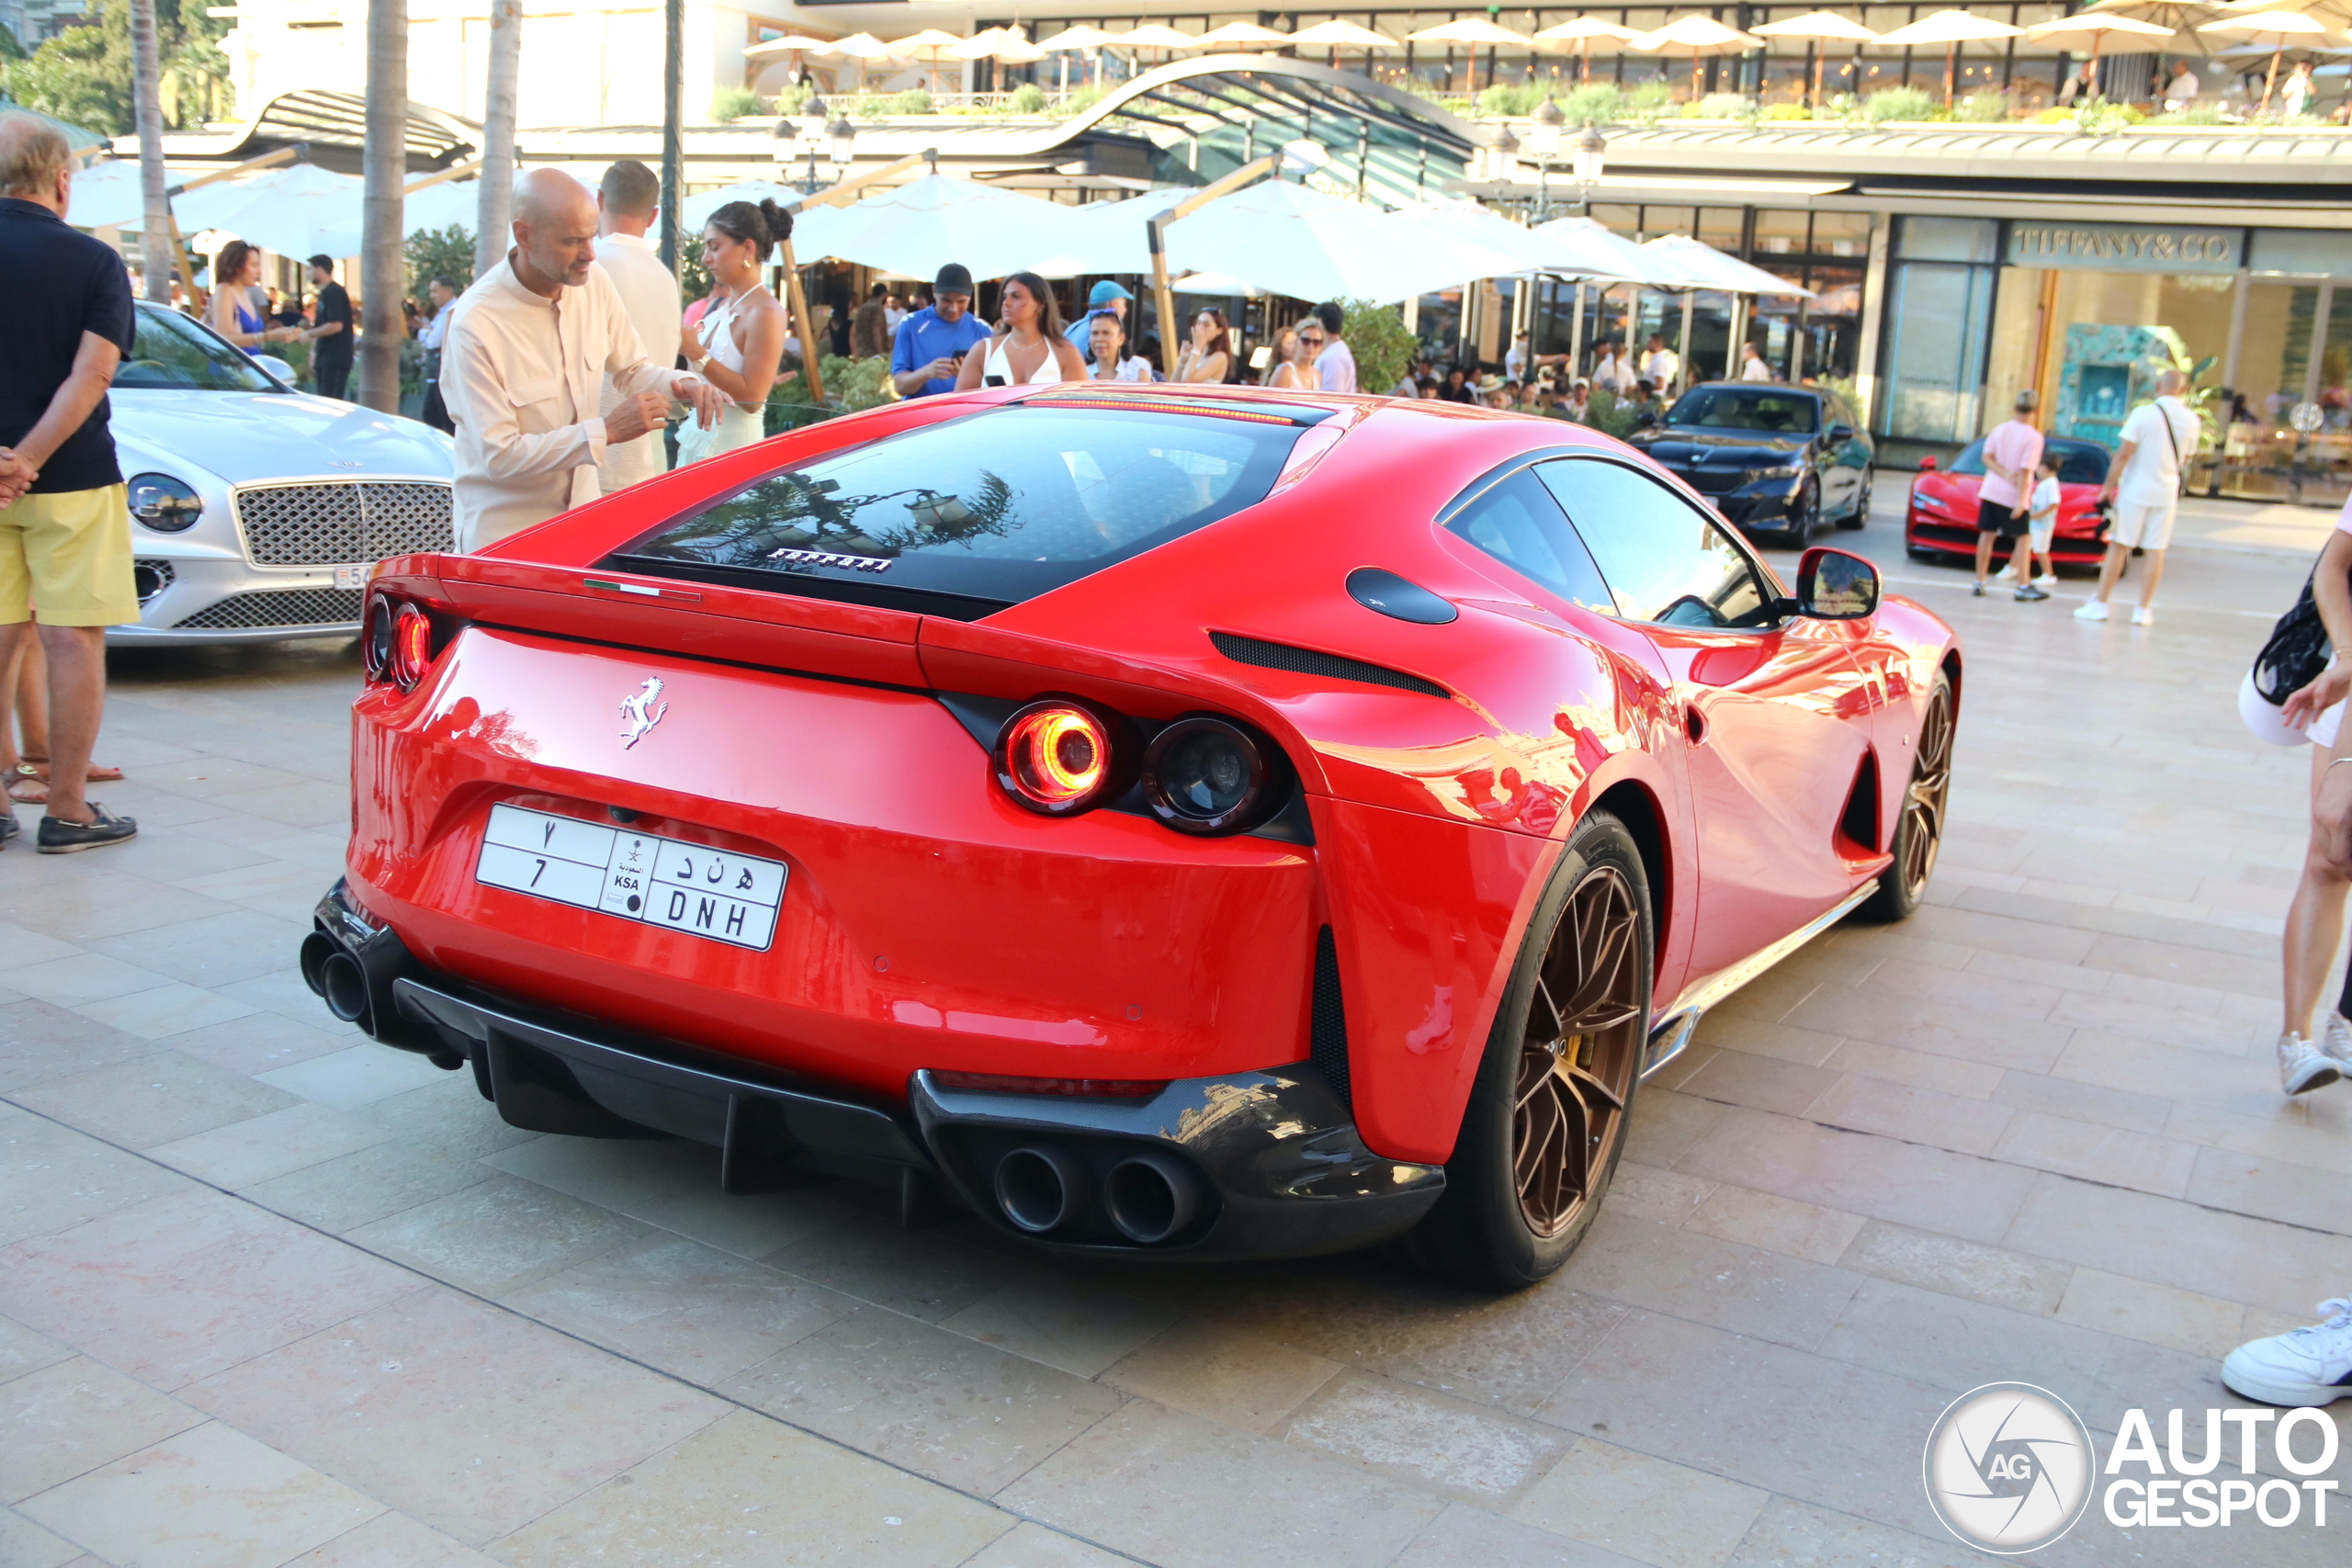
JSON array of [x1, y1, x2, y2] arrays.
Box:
[[1837, 469, 1871, 530], [1857, 670, 1954, 924], [1396, 810, 1653, 1291]]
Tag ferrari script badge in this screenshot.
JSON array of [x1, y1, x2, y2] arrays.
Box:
[[619, 677, 667, 750]]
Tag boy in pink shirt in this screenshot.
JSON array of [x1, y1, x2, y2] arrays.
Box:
[[1973, 390, 2045, 598]]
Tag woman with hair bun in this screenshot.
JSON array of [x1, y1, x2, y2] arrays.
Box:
[[954, 270, 1086, 390], [676, 197, 795, 466], [207, 240, 301, 357]]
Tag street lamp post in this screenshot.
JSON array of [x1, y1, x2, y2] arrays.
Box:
[[1528, 95, 1564, 220], [827, 114, 858, 181], [1573, 120, 1608, 214], [796, 94, 829, 194]]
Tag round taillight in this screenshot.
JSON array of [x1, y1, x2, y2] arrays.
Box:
[[1142, 715, 1283, 835], [994, 700, 1124, 816], [363, 594, 396, 682], [390, 603, 435, 691]]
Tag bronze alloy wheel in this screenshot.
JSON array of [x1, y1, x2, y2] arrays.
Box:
[[1512, 863, 1645, 1238], [1900, 682, 1954, 900]]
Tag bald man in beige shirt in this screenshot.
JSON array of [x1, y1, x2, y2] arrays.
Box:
[[440, 168, 722, 551]]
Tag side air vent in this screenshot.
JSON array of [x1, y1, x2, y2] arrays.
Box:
[[1209, 632, 1449, 698], [1309, 925, 1351, 1107]]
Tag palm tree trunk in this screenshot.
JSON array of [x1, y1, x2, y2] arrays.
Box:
[[474, 0, 521, 279], [360, 0, 408, 412], [127, 0, 174, 304]]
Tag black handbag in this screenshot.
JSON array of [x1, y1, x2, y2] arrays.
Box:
[[2253, 570, 2332, 706]]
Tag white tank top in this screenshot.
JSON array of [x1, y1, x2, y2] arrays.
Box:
[[695, 288, 763, 403], [983, 333, 1061, 387]]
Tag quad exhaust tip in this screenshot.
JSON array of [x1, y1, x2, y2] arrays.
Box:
[[1105, 1152, 1202, 1245], [993, 1145, 1093, 1235], [300, 931, 371, 1024]]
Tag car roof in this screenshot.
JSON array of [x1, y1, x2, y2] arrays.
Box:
[[1678, 381, 1824, 399]]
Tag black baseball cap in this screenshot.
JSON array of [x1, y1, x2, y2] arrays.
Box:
[[934, 263, 974, 299]]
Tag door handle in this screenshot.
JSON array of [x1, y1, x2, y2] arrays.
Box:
[[1684, 705, 1707, 745]]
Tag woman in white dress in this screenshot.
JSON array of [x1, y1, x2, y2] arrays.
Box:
[[1083, 309, 1153, 382], [676, 199, 794, 468], [1266, 317, 1321, 392], [954, 272, 1087, 391]]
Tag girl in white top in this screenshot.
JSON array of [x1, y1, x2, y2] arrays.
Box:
[[1174, 308, 1233, 384], [1084, 309, 1153, 382], [677, 198, 795, 468], [955, 272, 1087, 391], [1267, 317, 1321, 392]]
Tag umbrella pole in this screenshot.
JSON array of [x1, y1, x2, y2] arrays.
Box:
[[1945, 43, 1956, 109], [1812, 47, 1824, 115], [778, 235, 824, 406], [2264, 46, 2281, 114], [1691, 49, 1702, 101], [1582, 40, 1591, 85]]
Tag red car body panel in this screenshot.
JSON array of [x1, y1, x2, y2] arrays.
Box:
[[1903, 466, 2108, 566], [340, 385, 1960, 1175]]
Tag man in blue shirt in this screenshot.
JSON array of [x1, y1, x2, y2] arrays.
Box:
[[1063, 280, 1130, 353], [890, 264, 990, 398]]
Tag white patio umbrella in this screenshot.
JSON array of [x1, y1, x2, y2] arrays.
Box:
[[1114, 24, 1199, 50], [2200, 6, 2340, 107], [1751, 12, 1882, 111], [824, 32, 893, 93], [1531, 215, 1696, 287], [1643, 233, 1814, 296], [1634, 16, 1771, 100], [743, 34, 842, 59], [1038, 23, 1122, 92], [883, 28, 964, 62], [1532, 18, 1645, 84], [66, 160, 153, 230], [680, 179, 801, 239], [1185, 22, 1294, 50], [1288, 20, 1398, 50], [175, 163, 369, 259], [2024, 12, 2177, 67], [1394, 199, 1665, 283], [1407, 17, 1533, 91], [788, 174, 1094, 283], [1871, 10, 2027, 107]]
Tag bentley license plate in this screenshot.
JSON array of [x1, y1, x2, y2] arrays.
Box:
[[474, 803, 786, 952], [333, 563, 372, 591]]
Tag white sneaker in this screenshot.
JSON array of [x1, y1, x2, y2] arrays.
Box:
[[2033, 572, 2057, 588], [2132, 606, 2155, 627], [2323, 1012, 2352, 1068], [2280, 1031, 2342, 1095], [2222, 1296, 2352, 1406], [2075, 601, 2109, 622]]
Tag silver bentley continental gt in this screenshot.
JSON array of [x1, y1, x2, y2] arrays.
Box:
[[109, 301, 455, 647]]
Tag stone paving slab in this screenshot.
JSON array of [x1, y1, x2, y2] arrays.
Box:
[[2, 502, 2347, 1564]]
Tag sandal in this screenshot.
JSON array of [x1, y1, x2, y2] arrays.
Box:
[[10, 759, 123, 784], [6, 762, 41, 805]]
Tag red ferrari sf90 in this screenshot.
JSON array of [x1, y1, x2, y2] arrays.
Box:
[[303, 384, 1961, 1287]]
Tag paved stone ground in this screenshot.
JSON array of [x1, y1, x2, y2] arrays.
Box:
[[5, 490, 2350, 1568]]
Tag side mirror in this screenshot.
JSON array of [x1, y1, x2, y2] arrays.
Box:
[[1794, 547, 1880, 620], [1916, 455, 1938, 472], [1826, 423, 1855, 444], [252, 355, 298, 387]]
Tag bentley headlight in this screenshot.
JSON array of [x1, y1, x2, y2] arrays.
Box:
[[1748, 464, 1804, 482], [128, 472, 203, 533]]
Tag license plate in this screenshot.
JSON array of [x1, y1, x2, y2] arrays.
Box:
[[474, 803, 786, 952], [333, 563, 372, 590]]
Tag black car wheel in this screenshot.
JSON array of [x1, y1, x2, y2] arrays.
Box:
[[1396, 809, 1652, 1290], [1783, 479, 1819, 547], [1858, 671, 1954, 924], [1838, 468, 1871, 530]]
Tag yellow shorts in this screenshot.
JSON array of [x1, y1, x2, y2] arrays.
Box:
[[0, 483, 139, 627]]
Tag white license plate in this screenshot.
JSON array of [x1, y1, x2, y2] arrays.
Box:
[[474, 803, 786, 952], [333, 563, 373, 590]]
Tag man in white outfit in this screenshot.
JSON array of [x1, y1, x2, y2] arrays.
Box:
[[2075, 368, 2198, 627], [1641, 333, 1680, 394], [441, 169, 723, 552], [592, 161, 682, 494]]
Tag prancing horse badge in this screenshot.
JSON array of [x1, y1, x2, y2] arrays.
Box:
[[619, 677, 667, 749]]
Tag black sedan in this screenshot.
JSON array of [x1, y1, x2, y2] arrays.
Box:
[[1623, 382, 1876, 546]]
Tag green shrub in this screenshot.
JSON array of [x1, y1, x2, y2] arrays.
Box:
[[708, 86, 763, 123], [1864, 85, 1937, 123], [1067, 85, 1105, 115], [1625, 80, 1677, 122], [2035, 105, 2073, 124], [1581, 387, 1640, 439], [1006, 81, 1046, 114], [1695, 91, 1754, 120], [890, 87, 932, 114], [1762, 101, 1812, 121], [1558, 83, 1621, 125], [1329, 299, 1418, 400], [1954, 91, 2010, 122], [2160, 101, 2226, 125], [774, 82, 814, 118], [1476, 82, 1537, 118]]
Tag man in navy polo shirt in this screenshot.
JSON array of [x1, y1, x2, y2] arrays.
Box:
[[890, 264, 990, 399]]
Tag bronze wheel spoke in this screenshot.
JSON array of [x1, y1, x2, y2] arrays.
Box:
[[1899, 687, 1952, 898], [1511, 862, 1644, 1239]]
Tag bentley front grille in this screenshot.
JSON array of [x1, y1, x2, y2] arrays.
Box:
[[233, 480, 453, 566], [172, 588, 365, 630]]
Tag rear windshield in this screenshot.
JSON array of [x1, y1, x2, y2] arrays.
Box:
[[1663, 387, 1821, 434], [609, 401, 1323, 618], [1950, 436, 2109, 486]]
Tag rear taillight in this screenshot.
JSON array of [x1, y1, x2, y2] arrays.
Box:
[[932, 1071, 1170, 1100], [993, 699, 1128, 817], [364, 592, 445, 693], [1141, 714, 1286, 835]]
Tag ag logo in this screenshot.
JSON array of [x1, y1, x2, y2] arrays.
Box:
[[1922, 1382, 2096, 1554]]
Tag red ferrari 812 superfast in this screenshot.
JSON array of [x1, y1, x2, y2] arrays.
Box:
[[302, 383, 1961, 1287]]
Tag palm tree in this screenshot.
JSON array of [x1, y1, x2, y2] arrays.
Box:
[[473, 0, 521, 279], [127, 0, 173, 304], [359, 0, 408, 412]]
